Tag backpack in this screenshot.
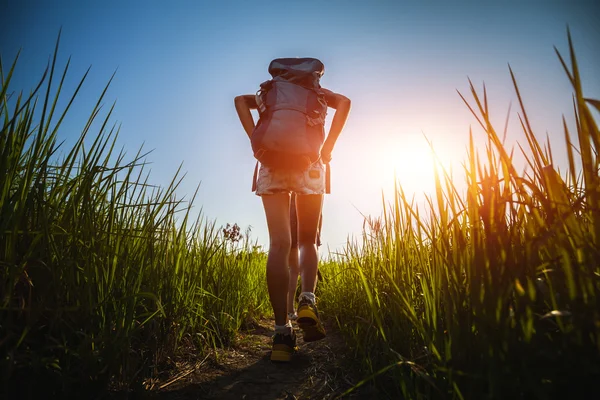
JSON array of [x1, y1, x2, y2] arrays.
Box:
[[251, 58, 328, 171]]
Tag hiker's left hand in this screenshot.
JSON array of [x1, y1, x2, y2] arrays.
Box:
[[320, 148, 332, 163]]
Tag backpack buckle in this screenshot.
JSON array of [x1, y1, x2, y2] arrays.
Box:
[[255, 149, 267, 160]]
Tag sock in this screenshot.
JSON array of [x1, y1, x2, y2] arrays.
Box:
[[299, 291, 316, 304], [275, 323, 292, 335]]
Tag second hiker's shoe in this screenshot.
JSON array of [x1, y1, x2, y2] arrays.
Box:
[[296, 297, 326, 342], [270, 330, 297, 362]]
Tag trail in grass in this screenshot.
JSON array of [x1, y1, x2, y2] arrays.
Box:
[[155, 318, 373, 400]]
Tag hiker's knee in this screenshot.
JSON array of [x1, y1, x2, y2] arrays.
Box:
[[269, 236, 292, 254], [297, 232, 318, 248]]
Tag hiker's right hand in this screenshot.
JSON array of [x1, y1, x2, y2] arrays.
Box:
[[320, 148, 332, 163]]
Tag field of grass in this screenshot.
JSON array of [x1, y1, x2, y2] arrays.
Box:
[[319, 31, 600, 399], [0, 34, 270, 397], [1, 31, 599, 399]]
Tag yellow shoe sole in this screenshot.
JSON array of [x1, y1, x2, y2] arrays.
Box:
[[270, 344, 295, 362], [297, 307, 326, 342]]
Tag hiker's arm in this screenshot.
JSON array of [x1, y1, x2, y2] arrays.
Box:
[[234, 95, 258, 139], [321, 90, 351, 162]]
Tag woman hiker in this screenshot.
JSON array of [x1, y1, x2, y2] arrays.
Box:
[[235, 58, 351, 362]]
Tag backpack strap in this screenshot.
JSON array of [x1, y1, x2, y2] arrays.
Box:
[[325, 162, 331, 194], [269, 103, 311, 114], [251, 161, 259, 192]]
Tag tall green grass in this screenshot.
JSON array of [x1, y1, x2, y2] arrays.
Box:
[[0, 33, 268, 396], [320, 30, 600, 399], [3, 28, 599, 400]]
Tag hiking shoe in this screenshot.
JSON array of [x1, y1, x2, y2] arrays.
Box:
[[270, 330, 297, 362], [296, 297, 326, 342], [288, 312, 298, 321]]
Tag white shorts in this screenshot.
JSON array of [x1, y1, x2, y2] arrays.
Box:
[[255, 161, 326, 196]]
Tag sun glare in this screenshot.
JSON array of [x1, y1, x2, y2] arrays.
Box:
[[376, 132, 438, 197]]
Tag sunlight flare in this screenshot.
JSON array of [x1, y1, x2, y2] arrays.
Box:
[[376, 131, 438, 196]]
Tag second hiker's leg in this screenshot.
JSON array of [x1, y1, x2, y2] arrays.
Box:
[[262, 193, 292, 327], [295, 193, 326, 342], [288, 245, 300, 318], [288, 193, 300, 319], [295, 194, 323, 293]]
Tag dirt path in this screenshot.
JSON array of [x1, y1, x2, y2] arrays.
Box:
[[155, 318, 374, 400]]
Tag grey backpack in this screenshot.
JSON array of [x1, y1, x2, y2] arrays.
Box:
[[251, 58, 328, 170]]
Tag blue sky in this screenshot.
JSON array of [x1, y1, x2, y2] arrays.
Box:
[[2, 0, 599, 252]]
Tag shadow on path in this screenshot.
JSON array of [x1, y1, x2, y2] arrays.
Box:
[[156, 318, 373, 400]]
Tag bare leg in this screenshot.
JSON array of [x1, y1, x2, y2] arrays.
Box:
[[295, 194, 323, 293], [288, 246, 300, 315], [262, 193, 292, 326]]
